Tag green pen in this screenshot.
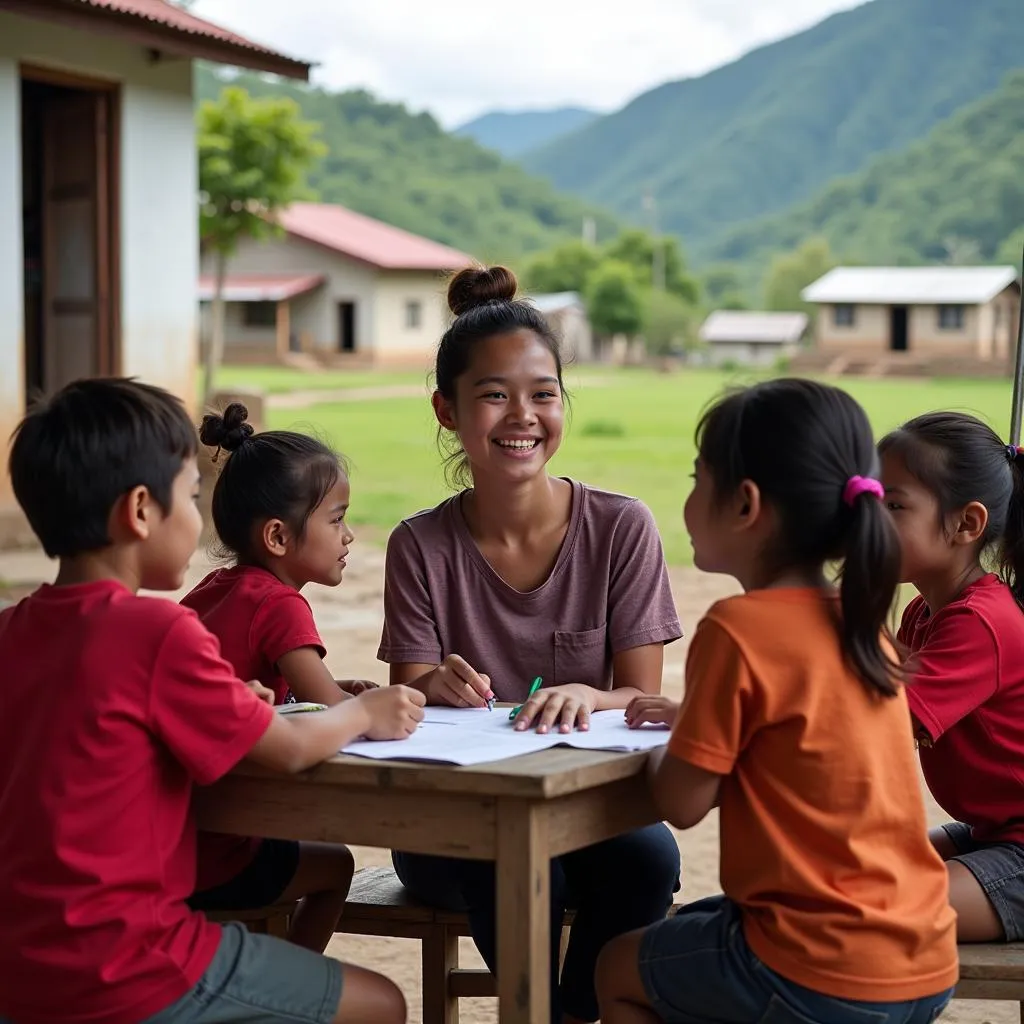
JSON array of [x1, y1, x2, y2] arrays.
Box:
[[509, 676, 543, 721]]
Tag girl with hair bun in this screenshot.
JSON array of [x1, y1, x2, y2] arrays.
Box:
[[378, 265, 683, 1024], [182, 405, 423, 956]]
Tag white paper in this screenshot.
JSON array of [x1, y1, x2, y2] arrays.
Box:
[[339, 709, 670, 766]]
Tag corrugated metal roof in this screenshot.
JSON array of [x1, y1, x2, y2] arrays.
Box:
[[699, 310, 808, 345], [198, 274, 324, 302], [18, 0, 310, 78], [279, 202, 473, 272], [528, 291, 584, 314], [801, 266, 1019, 306]]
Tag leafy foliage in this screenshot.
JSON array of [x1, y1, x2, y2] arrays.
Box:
[[763, 238, 836, 314], [710, 71, 1024, 275], [195, 65, 618, 264], [198, 86, 324, 401], [524, 0, 1024, 259], [586, 262, 645, 339]]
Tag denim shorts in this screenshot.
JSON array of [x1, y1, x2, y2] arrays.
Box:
[[638, 895, 953, 1024], [944, 821, 1024, 941], [143, 921, 342, 1023]]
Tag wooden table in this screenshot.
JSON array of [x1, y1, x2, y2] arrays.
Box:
[[193, 746, 661, 1024]]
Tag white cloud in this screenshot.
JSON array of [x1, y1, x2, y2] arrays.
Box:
[[193, 0, 865, 126]]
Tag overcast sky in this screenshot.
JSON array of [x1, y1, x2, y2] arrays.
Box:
[[193, 0, 867, 127]]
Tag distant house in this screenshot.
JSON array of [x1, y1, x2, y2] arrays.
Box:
[[698, 311, 808, 367], [529, 291, 593, 362], [800, 266, 1020, 367], [0, 0, 307, 539], [199, 202, 472, 367]]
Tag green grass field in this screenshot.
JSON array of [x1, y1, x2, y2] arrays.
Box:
[[262, 367, 1019, 565]]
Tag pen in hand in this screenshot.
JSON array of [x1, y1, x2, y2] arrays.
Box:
[[508, 676, 543, 721]]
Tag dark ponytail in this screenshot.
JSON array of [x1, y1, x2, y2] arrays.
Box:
[[696, 378, 901, 698], [879, 413, 1024, 609], [840, 486, 902, 697]]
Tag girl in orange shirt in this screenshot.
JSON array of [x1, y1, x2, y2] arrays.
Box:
[[597, 379, 957, 1024]]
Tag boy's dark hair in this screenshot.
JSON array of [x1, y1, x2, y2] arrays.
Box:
[[879, 412, 1024, 606], [435, 265, 569, 488], [697, 377, 901, 698], [8, 377, 198, 559], [200, 403, 345, 561]]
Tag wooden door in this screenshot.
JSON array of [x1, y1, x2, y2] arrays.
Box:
[[41, 90, 113, 392]]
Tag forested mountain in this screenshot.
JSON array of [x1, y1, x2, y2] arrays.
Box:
[[455, 107, 598, 158], [195, 66, 618, 262], [522, 0, 1024, 259]]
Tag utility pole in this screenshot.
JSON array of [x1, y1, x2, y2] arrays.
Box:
[[643, 187, 665, 291], [582, 216, 596, 247]]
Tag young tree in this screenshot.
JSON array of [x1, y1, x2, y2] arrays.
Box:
[[586, 260, 644, 344], [198, 86, 325, 404], [523, 240, 601, 294], [763, 236, 835, 314]]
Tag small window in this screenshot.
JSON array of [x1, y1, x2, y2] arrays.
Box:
[[833, 304, 855, 327], [405, 300, 422, 329], [937, 304, 965, 330], [243, 302, 277, 328]]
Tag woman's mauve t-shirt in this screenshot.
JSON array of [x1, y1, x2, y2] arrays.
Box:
[[377, 479, 682, 701]]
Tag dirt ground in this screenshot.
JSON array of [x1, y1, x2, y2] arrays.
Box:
[[0, 542, 1012, 1024]]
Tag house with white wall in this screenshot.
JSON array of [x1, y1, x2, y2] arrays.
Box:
[[0, 0, 308, 540], [199, 202, 473, 368]]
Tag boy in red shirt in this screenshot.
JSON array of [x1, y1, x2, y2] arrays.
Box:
[[880, 411, 1024, 944], [0, 378, 424, 1024]]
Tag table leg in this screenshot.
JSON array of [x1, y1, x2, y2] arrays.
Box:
[[495, 798, 550, 1024]]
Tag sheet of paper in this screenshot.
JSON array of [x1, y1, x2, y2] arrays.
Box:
[[339, 709, 670, 766]]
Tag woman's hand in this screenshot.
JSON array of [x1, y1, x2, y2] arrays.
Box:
[[243, 679, 275, 706], [513, 684, 598, 734], [624, 694, 680, 729], [424, 654, 494, 708], [337, 678, 379, 696]]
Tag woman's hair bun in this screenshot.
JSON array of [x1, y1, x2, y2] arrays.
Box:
[[447, 265, 518, 317], [199, 402, 255, 454]]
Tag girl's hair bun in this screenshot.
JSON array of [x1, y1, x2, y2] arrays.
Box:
[[447, 265, 518, 317], [199, 402, 255, 454]]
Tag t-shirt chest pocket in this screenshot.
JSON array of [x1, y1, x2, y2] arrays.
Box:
[[552, 625, 611, 688]]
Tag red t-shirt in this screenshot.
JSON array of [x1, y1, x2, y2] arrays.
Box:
[[900, 573, 1024, 845], [181, 566, 325, 890], [0, 580, 274, 1024], [181, 566, 325, 706]]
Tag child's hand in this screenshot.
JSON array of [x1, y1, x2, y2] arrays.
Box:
[[425, 654, 494, 709], [357, 685, 426, 740], [625, 695, 680, 729], [244, 679, 275, 706], [337, 678, 379, 696], [514, 684, 596, 734]]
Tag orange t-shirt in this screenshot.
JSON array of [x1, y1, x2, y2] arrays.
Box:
[[668, 588, 958, 1003]]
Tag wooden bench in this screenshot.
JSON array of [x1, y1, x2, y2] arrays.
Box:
[[336, 865, 573, 1024], [205, 901, 295, 940], [956, 943, 1024, 1019]]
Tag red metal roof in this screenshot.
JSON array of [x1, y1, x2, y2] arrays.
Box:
[[278, 202, 474, 272], [5, 0, 310, 79], [197, 274, 324, 302]]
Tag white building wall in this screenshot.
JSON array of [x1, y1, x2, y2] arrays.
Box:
[[0, 11, 198, 515]]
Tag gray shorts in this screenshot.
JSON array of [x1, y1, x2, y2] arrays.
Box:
[[144, 921, 343, 1023], [944, 822, 1024, 941]]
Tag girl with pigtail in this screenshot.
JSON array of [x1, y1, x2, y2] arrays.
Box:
[[879, 412, 1024, 944], [599, 379, 957, 1024]]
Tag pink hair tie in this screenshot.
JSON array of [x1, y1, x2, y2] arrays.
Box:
[[843, 476, 884, 507]]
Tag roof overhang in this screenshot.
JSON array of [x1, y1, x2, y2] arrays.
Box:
[[198, 274, 325, 302], [0, 0, 311, 80]]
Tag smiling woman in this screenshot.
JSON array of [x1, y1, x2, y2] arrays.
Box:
[[377, 264, 683, 1024]]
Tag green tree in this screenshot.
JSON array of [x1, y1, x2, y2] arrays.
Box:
[[996, 227, 1024, 268], [702, 263, 748, 309], [763, 237, 835, 314], [603, 229, 701, 304], [643, 289, 698, 357], [523, 240, 601, 294], [198, 86, 325, 403], [586, 260, 644, 340]]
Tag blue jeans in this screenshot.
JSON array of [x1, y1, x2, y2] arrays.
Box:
[[639, 895, 954, 1024], [393, 822, 681, 1024]]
